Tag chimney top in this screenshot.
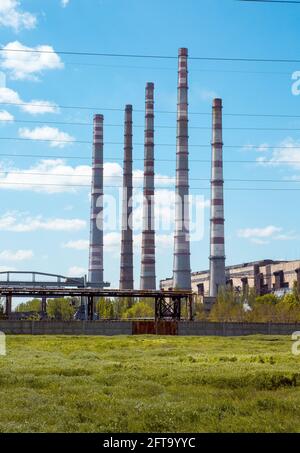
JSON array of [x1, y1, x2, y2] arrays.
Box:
[[125, 104, 133, 111], [94, 114, 104, 121], [213, 98, 222, 108], [178, 47, 188, 57]]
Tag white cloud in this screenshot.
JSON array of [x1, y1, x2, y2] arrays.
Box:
[[0, 86, 20, 104], [238, 225, 282, 239], [103, 232, 173, 253], [68, 266, 86, 277], [0, 0, 36, 32], [0, 110, 13, 122], [1, 41, 63, 81], [0, 87, 58, 115], [0, 159, 90, 193], [62, 239, 89, 250], [242, 143, 270, 153], [21, 100, 59, 115], [237, 225, 297, 245], [0, 211, 86, 232], [61, 0, 70, 6], [0, 159, 176, 194], [102, 162, 174, 188], [104, 232, 121, 251], [256, 138, 300, 170], [19, 127, 75, 148], [0, 249, 33, 261]]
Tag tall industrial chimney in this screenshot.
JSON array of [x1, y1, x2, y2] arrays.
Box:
[[209, 98, 226, 297], [120, 105, 134, 289], [173, 47, 191, 290], [88, 114, 104, 287], [140, 83, 156, 290]]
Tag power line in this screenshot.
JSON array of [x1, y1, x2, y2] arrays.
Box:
[[238, 0, 300, 4], [4, 118, 300, 132], [2, 137, 300, 152], [2, 47, 300, 63], [2, 100, 300, 119], [64, 61, 292, 75], [0, 181, 299, 191], [0, 170, 298, 183], [1, 151, 300, 165]]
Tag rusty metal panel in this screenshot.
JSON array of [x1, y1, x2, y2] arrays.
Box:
[[132, 321, 156, 335], [156, 321, 178, 335], [132, 320, 178, 335]]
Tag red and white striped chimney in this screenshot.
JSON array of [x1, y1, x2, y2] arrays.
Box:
[[209, 98, 226, 297], [88, 114, 104, 287], [140, 82, 156, 289], [119, 105, 134, 289], [173, 47, 191, 290]]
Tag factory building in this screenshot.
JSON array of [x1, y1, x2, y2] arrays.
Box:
[[160, 259, 300, 296]]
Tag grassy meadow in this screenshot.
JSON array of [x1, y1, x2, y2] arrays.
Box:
[[0, 335, 300, 432]]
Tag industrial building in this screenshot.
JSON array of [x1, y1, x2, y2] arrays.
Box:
[[160, 259, 300, 296]]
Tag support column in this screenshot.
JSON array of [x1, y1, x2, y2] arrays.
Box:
[[41, 296, 47, 316], [188, 294, 194, 320], [295, 268, 300, 293], [5, 295, 12, 317], [254, 264, 262, 296], [87, 296, 95, 321]]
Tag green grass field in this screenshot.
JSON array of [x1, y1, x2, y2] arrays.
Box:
[[0, 335, 300, 433]]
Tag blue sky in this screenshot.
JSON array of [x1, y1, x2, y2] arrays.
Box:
[[0, 0, 300, 290]]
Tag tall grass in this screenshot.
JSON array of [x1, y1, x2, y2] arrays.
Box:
[[0, 335, 299, 432]]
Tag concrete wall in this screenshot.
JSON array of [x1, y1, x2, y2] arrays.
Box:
[[178, 321, 300, 336], [0, 320, 299, 336], [0, 321, 132, 336]]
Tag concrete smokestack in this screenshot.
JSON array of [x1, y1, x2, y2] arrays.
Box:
[[173, 47, 191, 290], [140, 83, 156, 290], [209, 98, 226, 297], [120, 105, 134, 289], [88, 114, 104, 286]]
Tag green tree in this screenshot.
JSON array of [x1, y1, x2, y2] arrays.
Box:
[[16, 298, 42, 313], [209, 287, 245, 322], [96, 297, 116, 319], [122, 300, 154, 319], [255, 294, 278, 305], [47, 298, 77, 321]]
